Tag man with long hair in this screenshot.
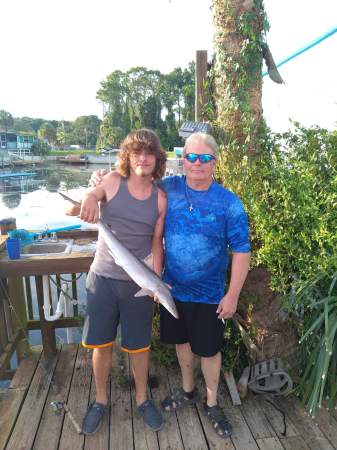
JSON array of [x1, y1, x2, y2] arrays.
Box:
[[74, 128, 167, 435]]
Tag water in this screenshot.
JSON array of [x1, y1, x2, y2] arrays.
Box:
[[0, 162, 100, 387], [0, 162, 104, 229]]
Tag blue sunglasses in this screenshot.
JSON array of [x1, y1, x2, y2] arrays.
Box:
[[184, 153, 216, 164]]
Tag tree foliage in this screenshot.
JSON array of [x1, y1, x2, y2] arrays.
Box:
[[38, 122, 57, 145], [96, 64, 195, 149], [72, 115, 101, 148], [0, 110, 14, 131], [229, 124, 337, 293], [31, 140, 51, 157]]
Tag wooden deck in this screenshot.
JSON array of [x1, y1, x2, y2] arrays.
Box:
[[1, 344, 337, 450]]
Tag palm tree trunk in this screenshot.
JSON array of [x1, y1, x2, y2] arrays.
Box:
[[212, 0, 265, 155]]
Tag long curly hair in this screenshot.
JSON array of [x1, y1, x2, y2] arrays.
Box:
[[117, 128, 166, 181]]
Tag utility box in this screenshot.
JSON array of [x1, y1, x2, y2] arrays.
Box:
[[178, 121, 211, 140]]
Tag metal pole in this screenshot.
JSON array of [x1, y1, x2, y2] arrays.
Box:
[[262, 25, 337, 77]]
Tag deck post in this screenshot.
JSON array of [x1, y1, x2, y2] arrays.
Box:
[[35, 275, 57, 358], [195, 50, 208, 121], [7, 277, 31, 362]]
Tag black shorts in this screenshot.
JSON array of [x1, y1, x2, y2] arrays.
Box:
[[160, 299, 225, 357], [82, 271, 154, 353]]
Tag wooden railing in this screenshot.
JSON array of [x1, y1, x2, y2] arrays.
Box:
[[0, 272, 87, 381], [0, 230, 96, 381]]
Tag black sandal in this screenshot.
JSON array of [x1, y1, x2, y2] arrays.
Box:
[[204, 402, 232, 438], [161, 387, 199, 412]]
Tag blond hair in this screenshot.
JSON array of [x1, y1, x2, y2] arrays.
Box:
[[184, 132, 218, 156]]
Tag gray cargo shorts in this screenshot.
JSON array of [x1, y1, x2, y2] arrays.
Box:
[[82, 271, 154, 353]]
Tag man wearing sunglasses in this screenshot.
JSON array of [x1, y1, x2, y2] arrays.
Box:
[[159, 132, 250, 439], [88, 132, 250, 439]]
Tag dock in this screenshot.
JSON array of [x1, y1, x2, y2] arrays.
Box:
[[1, 229, 337, 449], [1, 343, 337, 450]]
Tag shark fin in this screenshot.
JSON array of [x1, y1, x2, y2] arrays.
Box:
[[143, 253, 154, 269], [134, 288, 153, 298]]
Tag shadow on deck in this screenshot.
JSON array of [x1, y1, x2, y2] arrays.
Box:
[[1, 344, 337, 450]]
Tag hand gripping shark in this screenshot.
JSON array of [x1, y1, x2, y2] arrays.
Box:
[[59, 191, 178, 319]]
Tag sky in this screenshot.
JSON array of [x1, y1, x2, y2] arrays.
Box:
[[1, 0, 336, 131]]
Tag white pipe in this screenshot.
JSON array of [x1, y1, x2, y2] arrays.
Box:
[[42, 275, 64, 321]]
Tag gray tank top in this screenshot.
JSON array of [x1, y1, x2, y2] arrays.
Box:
[[90, 177, 159, 280]]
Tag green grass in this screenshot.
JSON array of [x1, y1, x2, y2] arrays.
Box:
[[50, 149, 178, 157], [166, 151, 177, 158], [49, 149, 97, 156]]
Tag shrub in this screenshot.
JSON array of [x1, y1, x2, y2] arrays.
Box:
[[217, 123, 337, 294]]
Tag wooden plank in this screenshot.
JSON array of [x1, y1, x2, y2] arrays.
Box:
[[109, 350, 133, 450], [130, 352, 159, 450], [255, 395, 299, 439], [0, 234, 8, 251], [1, 278, 14, 342], [0, 331, 21, 370], [71, 273, 78, 317], [256, 437, 284, 450], [7, 275, 31, 362], [9, 346, 42, 389], [218, 381, 259, 450], [0, 369, 15, 380], [5, 351, 58, 450], [33, 344, 78, 450], [0, 253, 94, 278], [195, 50, 208, 121], [276, 396, 335, 450], [56, 275, 61, 302], [224, 370, 242, 406], [309, 407, 337, 449], [194, 371, 235, 449], [151, 361, 184, 450], [281, 436, 310, 450], [58, 346, 92, 449], [27, 317, 79, 330], [24, 276, 34, 320], [0, 292, 9, 354], [167, 366, 208, 450], [0, 388, 26, 450], [84, 352, 111, 450], [239, 394, 279, 439], [57, 230, 97, 240], [35, 275, 57, 357]]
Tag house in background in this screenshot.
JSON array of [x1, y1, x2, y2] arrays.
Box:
[[0, 130, 37, 151]]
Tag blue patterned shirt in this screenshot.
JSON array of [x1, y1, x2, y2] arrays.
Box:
[[159, 176, 250, 304]]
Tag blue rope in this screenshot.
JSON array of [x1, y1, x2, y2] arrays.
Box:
[[262, 25, 337, 77]]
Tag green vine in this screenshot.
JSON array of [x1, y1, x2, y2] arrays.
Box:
[[205, 0, 270, 161]]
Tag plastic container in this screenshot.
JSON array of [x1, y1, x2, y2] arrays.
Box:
[[6, 238, 21, 259]]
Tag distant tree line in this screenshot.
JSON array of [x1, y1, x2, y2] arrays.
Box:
[[97, 64, 195, 149], [0, 113, 102, 149], [1, 63, 195, 151]]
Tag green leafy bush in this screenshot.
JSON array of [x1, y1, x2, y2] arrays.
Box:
[[217, 123, 337, 294], [31, 140, 51, 157], [151, 307, 177, 367]]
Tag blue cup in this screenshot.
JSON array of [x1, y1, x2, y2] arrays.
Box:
[[6, 238, 21, 260]]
